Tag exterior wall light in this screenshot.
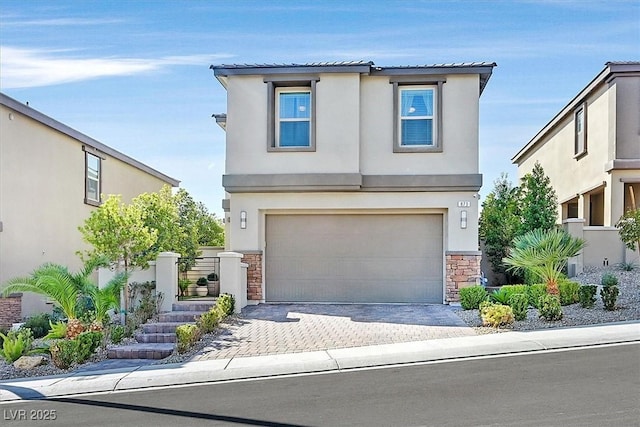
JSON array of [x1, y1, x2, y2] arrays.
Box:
[[240, 210, 247, 229], [460, 210, 467, 229]]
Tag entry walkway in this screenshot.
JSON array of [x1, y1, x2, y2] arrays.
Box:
[[193, 304, 475, 361]]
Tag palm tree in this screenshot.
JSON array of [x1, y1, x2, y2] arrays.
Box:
[[82, 272, 127, 329], [2, 256, 125, 337], [503, 228, 586, 295]]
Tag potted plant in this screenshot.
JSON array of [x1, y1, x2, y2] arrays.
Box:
[[207, 272, 220, 297], [195, 277, 209, 296], [185, 279, 197, 296]]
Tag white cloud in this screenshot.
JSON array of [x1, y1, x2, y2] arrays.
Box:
[[0, 46, 233, 89], [1, 18, 126, 27]]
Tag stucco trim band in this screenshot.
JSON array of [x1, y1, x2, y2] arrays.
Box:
[[605, 159, 640, 172], [222, 174, 482, 193]]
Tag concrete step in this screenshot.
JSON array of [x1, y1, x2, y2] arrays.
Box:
[[142, 322, 192, 334], [107, 343, 174, 360], [135, 332, 176, 344], [172, 301, 217, 312], [158, 311, 204, 323]]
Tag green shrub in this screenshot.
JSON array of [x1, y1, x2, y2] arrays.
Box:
[[44, 320, 67, 340], [480, 302, 514, 327], [22, 313, 52, 339], [197, 307, 223, 334], [508, 293, 529, 321], [459, 285, 488, 310], [0, 329, 34, 363], [490, 287, 511, 305], [49, 331, 103, 369], [176, 324, 201, 353], [503, 285, 528, 299], [538, 294, 563, 321], [601, 273, 619, 287], [578, 285, 597, 308], [216, 293, 235, 317], [109, 325, 125, 344], [617, 262, 636, 271], [558, 280, 580, 305], [600, 285, 619, 311], [527, 284, 547, 309]]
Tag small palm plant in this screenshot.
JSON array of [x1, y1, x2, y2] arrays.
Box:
[[2, 256, 123, 338], [82, 272, 128, 331], [503, 228, 586, 295]]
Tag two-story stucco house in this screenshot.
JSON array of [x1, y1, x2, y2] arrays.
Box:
[[211, 61, 496, 305], [0, 93, 179, 320], [512, 62, 640, 273]]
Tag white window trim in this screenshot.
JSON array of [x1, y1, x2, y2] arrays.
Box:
[[265, 77, 318, 152], [85, 152, 101, 206], [391, 78, 444, 153], [574, 102, 587, 158], [398, 85, 436, 148], [275, 87, 312, 148]]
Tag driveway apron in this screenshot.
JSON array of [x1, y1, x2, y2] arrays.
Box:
[[193, 304, 475, 361]]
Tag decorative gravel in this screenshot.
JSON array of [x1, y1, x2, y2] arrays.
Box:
[[454, 266, 640, 334], [2, 266, 638, 380]]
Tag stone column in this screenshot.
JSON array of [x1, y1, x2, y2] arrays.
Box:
[[0, 294, 22, 329], [219, 252, 246, 314], [156, 251, 180, 313], [445, 251, 482, 303], [563, 218, 585, 276]]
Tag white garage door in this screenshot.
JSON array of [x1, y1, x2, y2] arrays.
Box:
[[265, 214, 443, 303]]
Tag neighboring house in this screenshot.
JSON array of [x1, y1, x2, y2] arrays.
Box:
[[512, 62, 640, 273], [211, 60, 496, 304], [0, 93, 179, 319]]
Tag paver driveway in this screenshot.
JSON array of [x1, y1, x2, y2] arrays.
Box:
[[193, 304, 475, 361]]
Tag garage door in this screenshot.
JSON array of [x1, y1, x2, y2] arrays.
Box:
[[265, 214, 443, 303]]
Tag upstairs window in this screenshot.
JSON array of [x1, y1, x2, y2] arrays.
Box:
[[277, 89, 311, 147], [400, 87, 435, 146], [574, 104, 587, 157], [391, 78, 444, 153], [85, 152, 101, 205], [266, 77, 318, 152]]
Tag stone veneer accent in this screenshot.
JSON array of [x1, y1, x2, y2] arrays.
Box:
[[446, 251, 482, 303], [0, 294, 22, 329], [241, 252, 263, 301]]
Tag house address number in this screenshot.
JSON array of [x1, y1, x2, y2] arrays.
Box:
[[457, 201, 471, 207]]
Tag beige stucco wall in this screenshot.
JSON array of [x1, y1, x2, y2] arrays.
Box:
[[225, 73, 480, 176], [0, 104, 174, 317], [225, 191, 479, 253], [517, 83, 614, 224], [225, 74, 361, 175], [360, 74, 479, 175], [615, 76, 640, 159]]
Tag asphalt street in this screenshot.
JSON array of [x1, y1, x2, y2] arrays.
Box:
[[2, 343, 639, 427]]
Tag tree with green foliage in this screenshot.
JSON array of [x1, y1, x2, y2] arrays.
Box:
[[518, 161, 558, 235], [503, 228, 586, 295], [616, 207, 640, 261], [479, 174, 522, 283], [173, 188, 225, 274], [78, 195, 158, 273], [133, 185, 182, 255]]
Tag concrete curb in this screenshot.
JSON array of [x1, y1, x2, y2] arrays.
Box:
[[1, 322, 638, 402]]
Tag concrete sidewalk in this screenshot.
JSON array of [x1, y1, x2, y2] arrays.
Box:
[[1, 322, 638, 402]]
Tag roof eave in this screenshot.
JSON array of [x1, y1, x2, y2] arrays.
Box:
[[0, 93, 180, 187], [512, 62, 640, 165]]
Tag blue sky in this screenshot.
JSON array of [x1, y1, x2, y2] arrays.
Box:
[[1, 0, 638, 217]]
